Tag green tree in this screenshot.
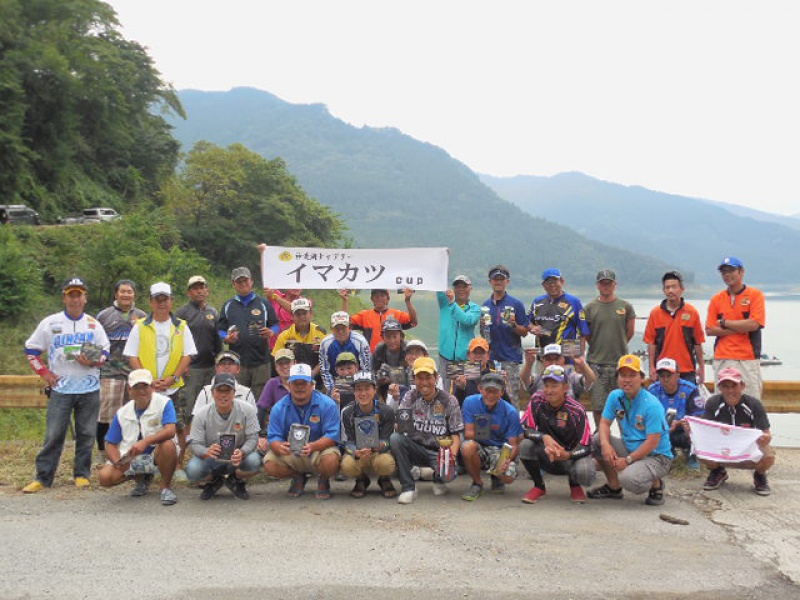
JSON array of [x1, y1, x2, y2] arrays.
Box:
[[0, 226, 44, 318], [163, 141, 346, 275], [0, 0, 184, 219]]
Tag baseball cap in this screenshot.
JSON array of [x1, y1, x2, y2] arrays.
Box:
[[413, 356, 437, 375], [479, 372, 505, 390], [655, 358, 678, 373], [353, 371, 377, 387], [717, 367, 744, 385], [543, 343, 562, 356], [215, 350, 240, 365], [231, 266, 252, 281], [452, 274, 472, 286], [616, 354, 645, 375], [336, 351, 358, 365], [541, 268, 562, 281], [541, 364, 566, 382], [330, 311, 350, 327], [406, 339, 429, 354], [596, 269, 617, 282], [488, 266, 510, 280], [718, 256, 744, 270], [468, 338, 489, 353], [288, 363, 314, 383], [382, 318, 403, 332], [62, 277, 88, 294], [150, 282, 172, 297], [187, 275, 207, 288], [212, 373, 237, 390], [291, 297, 312, 313], [274, 348, 295, 362], [128, 369, 153, 387]]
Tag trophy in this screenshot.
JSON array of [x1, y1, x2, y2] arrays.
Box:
[[289, 424, 310, 454], [437, 436, 456, 482], [355, 416, 379, 449], [490, 443, 514, 477]]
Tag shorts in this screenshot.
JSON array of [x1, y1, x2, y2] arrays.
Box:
[[592, 433, 672, 494], [714, 359, 762, 400], [264, 446, 341, 475], [98, 377, 128, 424], [589, 364, 617, 411], [170, 388, 188, 431], [475, 443, 517, 479], [499, 361, 522, 409]]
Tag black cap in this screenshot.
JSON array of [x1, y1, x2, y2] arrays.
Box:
[[62, 277, 88, 293], [212, 373, 236, 390]]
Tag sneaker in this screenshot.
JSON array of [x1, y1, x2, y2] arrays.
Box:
[[130, 474, 154, 497], [703, 467, 729, 491], [569, 485, 587, 503], [489, 475, 506, 494], [172, 469, 189, 483], [461, 483, 485, 502], [432, 482, 449, 496], [22, 481, 44, 494], [74, 477, 91, 489], [410, 466, 421, 481], [226, 475, 249, 500], [754, 472, 771, 496], [397, 489, 417, 504], [200, 476, 225, 500], [521, 486, 546, 504], [686, 455, 701, 471], [645, 481, 665, 506], [587, 484, 624, 500], [160, 487, 178, 506]]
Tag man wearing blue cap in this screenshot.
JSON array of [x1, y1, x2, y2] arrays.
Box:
[[705, 257, 766, 399], [529, 268, 590, 355]]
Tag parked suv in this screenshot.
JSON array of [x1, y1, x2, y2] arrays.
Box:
[[0, 204, 41, 225], [81, 207, 120, 222]]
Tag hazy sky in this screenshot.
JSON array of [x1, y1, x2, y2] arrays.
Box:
[[107, 1, 799, 216]]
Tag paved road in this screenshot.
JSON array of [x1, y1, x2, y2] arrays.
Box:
[[2, 451, 799, 600]]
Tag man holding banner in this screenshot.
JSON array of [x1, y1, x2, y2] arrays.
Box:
[[695, 367, 775, 496]]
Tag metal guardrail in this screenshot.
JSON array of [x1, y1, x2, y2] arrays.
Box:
[[2, 375, 800, 412]]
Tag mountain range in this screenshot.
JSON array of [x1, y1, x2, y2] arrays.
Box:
[[169, 87, 794, 288]]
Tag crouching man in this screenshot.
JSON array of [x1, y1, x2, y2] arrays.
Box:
[[519, 365, 595, 504], [98, 369, 178, 506], [340, 371, 397, 498], [187, 373, 261, 500], [588, 355, 673, 506]]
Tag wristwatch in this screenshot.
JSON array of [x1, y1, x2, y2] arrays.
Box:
[[625, 455, 633, 465]]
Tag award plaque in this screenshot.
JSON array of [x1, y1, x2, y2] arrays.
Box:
[[560, 339, 581, 357], [396, 408, 413, 434], [334, 376, 355, 409], [354, 416, 380, 449], [80, 342, 103, 362], [289, 424, 310, 454], [218, 433, 236, 461], [474, 414, 491, 442], [490, 443, 514, 477], [445, 361, 483, 381]]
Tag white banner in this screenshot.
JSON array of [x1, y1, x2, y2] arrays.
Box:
[[685, 416, 764, 463], [259, 245, 449, 291]]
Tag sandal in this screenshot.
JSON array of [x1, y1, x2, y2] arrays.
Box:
[[350, 476, 371, 498], [378, 476, 397, 498], [315, 476, 331, 500], [287, 474, 309, 498]]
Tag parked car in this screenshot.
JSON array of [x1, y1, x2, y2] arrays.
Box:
[[0, 204, 41, 225], [81, 207, 120, 222]]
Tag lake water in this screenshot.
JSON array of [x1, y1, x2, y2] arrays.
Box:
[[396, 290, 800, 447]]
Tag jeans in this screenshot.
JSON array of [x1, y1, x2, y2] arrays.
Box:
[[36, 390, 100, 486], [186, 452, 262, 481], [390, 433, 440, 492]]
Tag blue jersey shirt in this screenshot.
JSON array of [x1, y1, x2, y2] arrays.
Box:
[[647, 380, 703, 421], [602, 388, 673, 458], [482, 293, 530, 363], [528, 292, 590, 347], [267, 390, 340, 444], [105, 402, 177, 454], [462, 393, 524, 448]]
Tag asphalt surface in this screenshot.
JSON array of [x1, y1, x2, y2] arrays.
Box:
[[1, 450, 799, 600]]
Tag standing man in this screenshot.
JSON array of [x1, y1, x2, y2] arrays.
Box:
[[175, 275, 221, 418], [123, 282, 197, 479], [341, 288, 418, 354], [436, 274, 481, 393], [483, 265, 531, 409], [95, 279, 146, 454], [264, 364, 342, 500], [22, 277, 110, 493], [218, 266, 279, 401], [528, 268, 590, 355], [319, 311, 372, 394], [588, 355, 673, 506], [584, 269, 636, 428], [644, 270, 705, 385], [97, 369, 178, 506], [705, 257, 766, 400]]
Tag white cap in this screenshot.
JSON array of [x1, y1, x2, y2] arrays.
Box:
[[543, 343, 562, 356], [150, 282, 172, 297], [406, 339, 429, 354], [288, 363, 314, 383], [330, 311, 350, 327], [656, 358, 678, 373], [128, 369, 153, 387], [291, 297, 312, 313]]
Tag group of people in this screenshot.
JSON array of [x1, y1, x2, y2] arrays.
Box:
[[21, 256, 774, 506]]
